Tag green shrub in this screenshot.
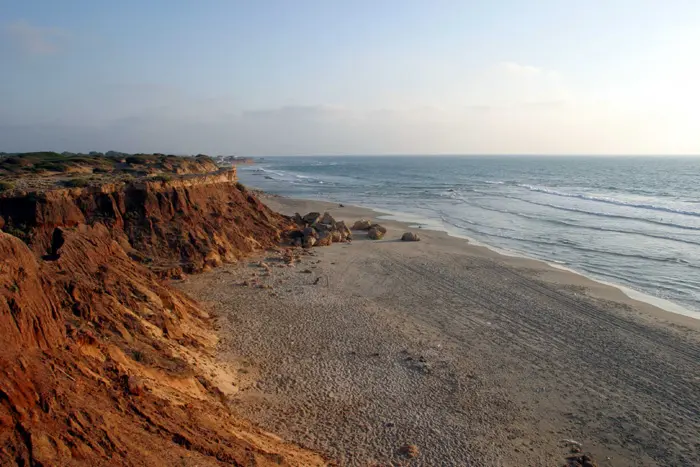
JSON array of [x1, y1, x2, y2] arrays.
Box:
[[2, 223, 27, 239], [151, 174, 173, 182], [0, 181, 15, 192], [69, 157, 93, 164], [131, 350, 145, 362], [125, 156, 148, 165], [20, 151, 63, 160], [63, 178, 90, 188], [36, 162, 68, 172]]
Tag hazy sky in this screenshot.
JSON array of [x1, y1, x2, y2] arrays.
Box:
[[1, 1, 699, 155]]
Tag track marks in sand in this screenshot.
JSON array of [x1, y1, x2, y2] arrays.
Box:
[[369, 249, 700, 465]]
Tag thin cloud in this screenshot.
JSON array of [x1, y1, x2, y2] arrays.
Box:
[[501, 62, 544, 76], [4, 20, 68, 55]]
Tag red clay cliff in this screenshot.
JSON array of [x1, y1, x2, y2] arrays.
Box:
[[0, 158, 322, 466]]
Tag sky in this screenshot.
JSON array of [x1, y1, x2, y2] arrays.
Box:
[[1, 1, 699, 156]]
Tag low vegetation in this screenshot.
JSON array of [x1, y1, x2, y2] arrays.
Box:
[[63, 178, 91, 188], [0, 152, 221, 192]]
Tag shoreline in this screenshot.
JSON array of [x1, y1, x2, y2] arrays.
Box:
[[240, 157, 700, 319], [373, 205, 699, 320], [270, 192, 700, 325]]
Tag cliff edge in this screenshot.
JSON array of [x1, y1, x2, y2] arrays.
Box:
[[0, 159, 323, 466]]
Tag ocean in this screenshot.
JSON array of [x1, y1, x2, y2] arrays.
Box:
[[237, 156, 700, 316]]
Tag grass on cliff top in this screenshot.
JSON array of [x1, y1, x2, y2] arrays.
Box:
[[0, 153, 218, 182], [62, 178, 91, 188], [0, 152, 118, 175]]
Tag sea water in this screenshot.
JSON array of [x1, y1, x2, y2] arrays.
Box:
[[237, 156, 700, 315]]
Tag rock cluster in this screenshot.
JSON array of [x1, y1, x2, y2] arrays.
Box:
[[289, 212, 352, 248], [290, 214, 419, 245], [352, 219, 372, 230], [368, 224, 387, 240]]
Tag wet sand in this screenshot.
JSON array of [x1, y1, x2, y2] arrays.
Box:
[[178, 197, 700, 466]]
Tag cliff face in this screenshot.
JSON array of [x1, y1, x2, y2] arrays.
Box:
[[0, 169, 288, 274], [0, 172, 321, 466]]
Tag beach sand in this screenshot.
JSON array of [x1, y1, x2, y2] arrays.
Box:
[[178, 196, 700, 466]]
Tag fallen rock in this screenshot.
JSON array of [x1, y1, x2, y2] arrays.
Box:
[[302, 236, 317, 248], [564, 453, 598, 467], [287, 229, 304, 245], [401, 232, 420, 242], [400, 444, 419, 458], [352, 219, 372, 230], [330, 230, 343, 243], [127, 375, 146, 396], [368, 226, 385, 240], [302, 212, 321, 225], [336, 221, 352, 241], [302, 226, 317, 238], [293, 212, 304, 225], [320, 212, 336, 225], [282, 251, 297, 264], [370, 224, 387, 234], [316, 231, 332, 247]]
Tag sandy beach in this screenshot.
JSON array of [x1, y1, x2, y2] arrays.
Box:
[[178, 196, 700, 466]]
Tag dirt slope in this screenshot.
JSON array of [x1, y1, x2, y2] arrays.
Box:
[[0, 169, 323, 466]]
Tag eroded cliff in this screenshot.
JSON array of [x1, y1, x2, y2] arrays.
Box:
[[0, 169, 287, 274], [0, 167, 321, 466]]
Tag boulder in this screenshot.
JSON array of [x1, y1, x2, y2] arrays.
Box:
[[370, 224, 387, 234], [127, 376, 146, 396], [293, 213, 304, 226], [316, 231, 332, 246], [288, 229, 304, 240], [336, 221, 352, 241], [302, 226, 317, 238], [302, 212, 321, 225], [320, 212, 336, 226], [314, 223, 331, 232], [330, 230, 343, 243], [368, 226, 385, 240], [302, 236, 317, 248], [352, 219, 372, 230], [401, 232, 420, 242]]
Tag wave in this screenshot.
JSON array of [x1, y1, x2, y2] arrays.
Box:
[[472, 206, 700, 247], [442, 218, 700, 269], [256, 167, 286, 176], [496, 194, 700, 231], [518, 184, 700, 218]]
